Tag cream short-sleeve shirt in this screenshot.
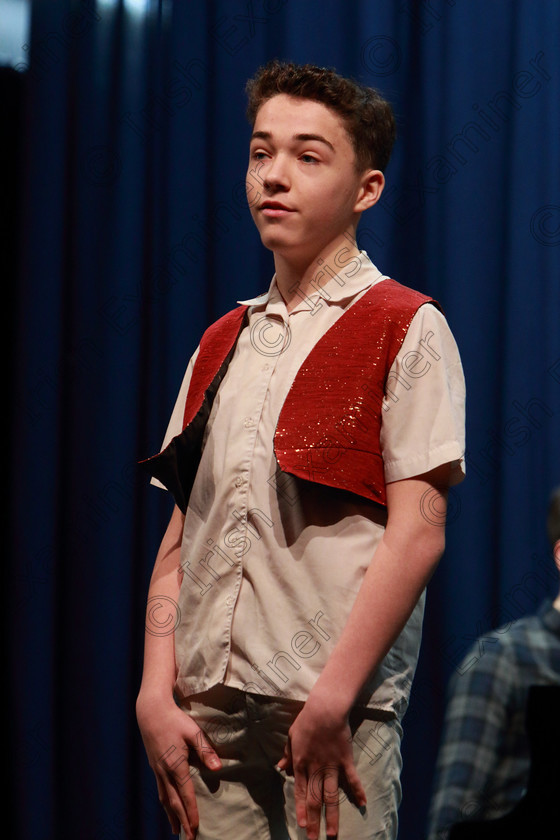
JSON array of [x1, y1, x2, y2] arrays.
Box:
[[153, 252, 466, 717]]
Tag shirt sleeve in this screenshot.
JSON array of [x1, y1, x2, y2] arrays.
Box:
[[426, 642, 513, 839], [150, 346, 200, 490], [380, 304, 466, 485]]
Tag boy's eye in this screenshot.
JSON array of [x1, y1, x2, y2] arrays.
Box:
[[300, 154, 319, 164]]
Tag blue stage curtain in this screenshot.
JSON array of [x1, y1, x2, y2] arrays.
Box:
[[9, 1, 560, 838]]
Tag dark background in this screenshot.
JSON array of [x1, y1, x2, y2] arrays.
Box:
[[6, 1, 560, 838]]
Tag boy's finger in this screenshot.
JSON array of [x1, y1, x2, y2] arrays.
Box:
[[164, 777, 192, 838], [293, 770, 309, 829], [276, 738, 293, 773], [155, 775, 181, 835], [322, 768, 340, 838], [343, 760, 367, 808], [305, 781, 323, 840], [192, 728, 222, 770], [179, 777, 200, 839]]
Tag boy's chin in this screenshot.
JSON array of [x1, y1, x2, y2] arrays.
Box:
[[258, 233, 296, 254], [258, 231, 309, 257]]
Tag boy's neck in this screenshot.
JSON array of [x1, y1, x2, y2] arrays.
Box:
[[274, 233, 362, 313]]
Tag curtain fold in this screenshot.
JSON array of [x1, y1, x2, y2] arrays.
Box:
[[9, 1, 560, 837]]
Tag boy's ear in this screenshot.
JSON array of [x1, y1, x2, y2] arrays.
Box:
[[354, 169, 385, 213]]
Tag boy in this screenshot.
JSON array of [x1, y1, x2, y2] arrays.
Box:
[[137, 60, 465, 840]]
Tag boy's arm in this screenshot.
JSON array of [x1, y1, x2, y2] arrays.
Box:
[[277, 463, 451, 840], [136, 504, 222, 840]]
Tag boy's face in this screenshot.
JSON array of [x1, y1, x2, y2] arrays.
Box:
[[246, 94, 379, 264]]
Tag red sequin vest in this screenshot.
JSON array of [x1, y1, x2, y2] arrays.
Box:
[[143, 279, 440, 511]]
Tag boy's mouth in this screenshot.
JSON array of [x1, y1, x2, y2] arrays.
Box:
[[260, 201, 295, 217]]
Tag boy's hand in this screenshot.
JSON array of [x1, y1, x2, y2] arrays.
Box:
[[276, 696, 366, 840], [136, 694, 221, 839]]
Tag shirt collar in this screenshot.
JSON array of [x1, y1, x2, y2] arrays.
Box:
[[237, 251, 388, 310], [541, 598, 560, 637]]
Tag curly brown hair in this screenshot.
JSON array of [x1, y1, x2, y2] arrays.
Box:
[[245, 59, 396, 173]]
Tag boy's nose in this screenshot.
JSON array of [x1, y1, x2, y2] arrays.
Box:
[[263, 156, 290, 190]]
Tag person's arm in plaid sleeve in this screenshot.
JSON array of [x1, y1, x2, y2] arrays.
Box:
[[426, 637, 515, 839]]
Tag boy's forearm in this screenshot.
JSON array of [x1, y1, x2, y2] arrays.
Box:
[[138, 505, 185, 704], [307, 531, 443, 717], [307, 469, 449, 718]]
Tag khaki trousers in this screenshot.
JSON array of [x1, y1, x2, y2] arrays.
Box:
[[180, 686, 402, 840]]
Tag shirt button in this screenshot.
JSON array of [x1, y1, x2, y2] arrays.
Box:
[[225, 596, 234, 606], [234, 476, 244, 487], [243, 417, 253, 429], [263, 364, 270, 371]]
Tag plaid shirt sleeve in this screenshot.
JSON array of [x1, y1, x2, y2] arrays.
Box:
[[426, 635, 518, 840], [426, 605, 560, 839]]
